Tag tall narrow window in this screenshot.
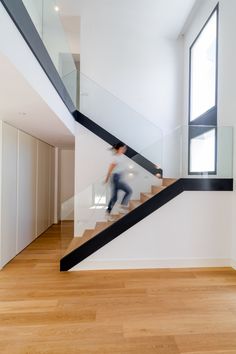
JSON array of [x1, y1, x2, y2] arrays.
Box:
[[189, 5, 218, 174], [190, 127, 216, 173]]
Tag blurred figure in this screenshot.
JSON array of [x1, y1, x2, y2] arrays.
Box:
[[105, 142, 132, 220]]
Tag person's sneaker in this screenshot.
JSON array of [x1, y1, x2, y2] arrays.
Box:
[[106, 211, 115, 221], [118, 206, 129, 214]]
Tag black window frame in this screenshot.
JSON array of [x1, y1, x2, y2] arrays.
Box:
[[188, 4, 219, 175]]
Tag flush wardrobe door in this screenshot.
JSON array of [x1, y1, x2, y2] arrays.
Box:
[[0, 123, 17, 268], [17, 131, 37, 252], [36, 140, 51, 237]]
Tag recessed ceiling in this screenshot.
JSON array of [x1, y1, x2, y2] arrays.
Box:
[[0, 53, 75, 148], [57, 0, 199, 39]]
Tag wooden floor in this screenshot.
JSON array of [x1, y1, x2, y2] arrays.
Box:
[[1, 224, 236, 353]]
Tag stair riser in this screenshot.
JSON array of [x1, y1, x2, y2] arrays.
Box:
[[140, 194, 150, 203], [129, 203, 140, 211], [151, 186, 164, 194]]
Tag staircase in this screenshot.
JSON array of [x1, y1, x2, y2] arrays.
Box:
[[2, 0, 233, 273], [61, 178, 178, 268], [135, 178, 175, 204], [60, 177, 232, 271]]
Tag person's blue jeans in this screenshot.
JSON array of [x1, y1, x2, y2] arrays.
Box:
[[107, 173, 132, 213]]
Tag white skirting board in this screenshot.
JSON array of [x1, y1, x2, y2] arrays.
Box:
[[71, 258, 232, 271], [231, 260, 236, 270]]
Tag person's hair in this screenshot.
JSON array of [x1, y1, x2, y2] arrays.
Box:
[[112, 142, 126, 151]]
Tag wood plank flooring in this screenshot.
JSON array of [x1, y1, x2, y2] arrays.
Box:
[[0, 224, 236, 353]]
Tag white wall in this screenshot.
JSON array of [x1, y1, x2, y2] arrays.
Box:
[[0, 122, 2, 266], [59, 148, 75, 220], [65, 0, 189, 177], [72, 0, 184, 134], [182, 0, 236, 266], [72, 191, 232, 270], [0, 121, 55, 268], [22, 0, 77, 105]]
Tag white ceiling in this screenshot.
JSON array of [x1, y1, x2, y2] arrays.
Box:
[[57, 0, 198, 40], [60, 16, 80, 55], [0, 54, 75, 148]]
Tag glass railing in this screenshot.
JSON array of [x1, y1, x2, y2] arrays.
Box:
[[181, 125, 233, 179], [62, 70, 80, 109], [154, 125, 233, 179], [60, 155, 162, 258], [60, 124, 233, 259], [21, 0, 43, 37], [54, 68, 164, 169], [22, 0, 77, 106], [60, 195, 74, 257], [79, 72, 163, 160], [128, 125, 233, 179], [60, 69, 163, 168]]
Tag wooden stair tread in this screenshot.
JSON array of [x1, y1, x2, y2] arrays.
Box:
[[140, 192, 155, 202], [143, 193, 154, 198], [94, 221, 114, 234], [64, 237, 86, 256], [141, 185, 167, 202], [151, 185, 166, 194], [129, 200, 142, 210], [140, 193, 152, 201], [64, 229, 96, 256], [83, 229, 96, 238], [162, 178, 176, 186]]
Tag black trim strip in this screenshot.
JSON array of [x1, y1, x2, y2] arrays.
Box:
[[182, 178, 233, 191], [76, 111, 162, 176], [0, 0, 76, 114], [60, 178, 233, 271]]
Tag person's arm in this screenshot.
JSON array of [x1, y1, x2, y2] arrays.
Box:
[[104, 163, 116, 183]]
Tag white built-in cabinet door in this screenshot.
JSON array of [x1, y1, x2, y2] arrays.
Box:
[[36, 140, 51, 236], [0, 122, 55, 268], [0, 123, 18, 267], [17, 131, 37, 252], [49, 146, 55, 225]]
